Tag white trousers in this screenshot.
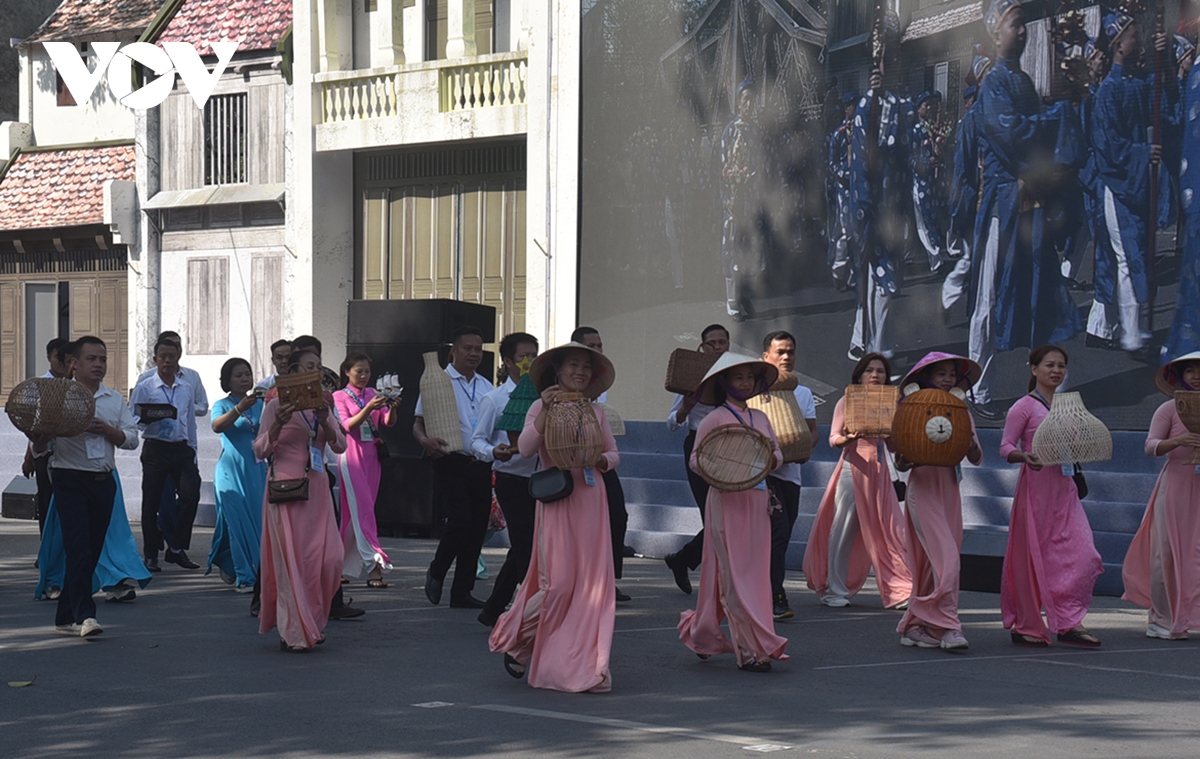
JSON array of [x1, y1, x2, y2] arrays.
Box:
[[851, 280, 892, 354], [969, 216, 999, 404], [941, 237, 972, 310], [913, 183, 945, 270], [1087, 186, 1144, 351], [826, 461, 860, 601]]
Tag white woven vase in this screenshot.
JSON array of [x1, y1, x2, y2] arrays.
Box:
[[1030, 391, 1112, 465]]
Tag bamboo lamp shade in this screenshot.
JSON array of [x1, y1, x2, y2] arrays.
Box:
[[1174, 391, 1200, 464], [1030, 392, 1112, 465], [892, 388, 974, 467], [694, 423, 775, 492], [6, 378, 95, 437], [544, 393, 605, 469], [418, 352, 464, 453], [843, 384, 899, 438]]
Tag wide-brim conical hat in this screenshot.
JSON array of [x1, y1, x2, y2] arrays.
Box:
[[900, 351, 982, 391], [695, 353, 779, 406], [1156, 351, 1200, 396], [528, 342, 615, 400]]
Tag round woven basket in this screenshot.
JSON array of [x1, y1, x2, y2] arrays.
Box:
[[544, 393, 604, 469], [1030, 391, 1112, 465], [694, 423, 774, 492], [892, 388, 973, 467], [6, 378, 96, 437], [1174, 391, 1200, 464]]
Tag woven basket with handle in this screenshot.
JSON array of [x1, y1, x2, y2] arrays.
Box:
[[1030, 391, 1112, 465], [664, 348, 719, 395], [843, 384, 898, 438], [694, 423, 774, 492], [418, 352, 464, 453], [6, 378, 96, 437], [892, 388, 973, 467], [1174, 391, 1200, 464], [746, 371, 811, 463], [544, 393, 604, 469], [275, 371, 325, 411]]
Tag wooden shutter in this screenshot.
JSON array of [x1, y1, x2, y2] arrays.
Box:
[[187, 258, 229, 354], [0, 281, 20, 396], [363, 189, 388, 299], [251, 255, 284, 379]]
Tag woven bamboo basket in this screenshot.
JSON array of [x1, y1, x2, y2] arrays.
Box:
[[664, 348, 719, 395], [596, 402, 626, 436], [6, 378, 95, 437], [893, 388, 974, 467], [746, 383, 811, 463], [544, 393, 604, 469], [275, 371, 326, 411], [694, 423, 775, 492], [843, 384, 899, 438], [1031, 391, 1112, 465], [419, 352, 464, 453], [1174, 391, 1200, 464]]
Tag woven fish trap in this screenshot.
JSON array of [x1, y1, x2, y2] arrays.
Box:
[[276, 371, 326, 411], [419, 352, 464, 453], [694, 423, 774, 492], [544, 393, 605, 469], [596, 402, 626, 436], [664, 348, 719, 395], [746, 389, 811, 463], [893, 389, 973, 467], [5, 378, 96, 437], [1031, 391, 1112, 465], [843, 384, 898, 438], [1174, 391, 1200, 464]]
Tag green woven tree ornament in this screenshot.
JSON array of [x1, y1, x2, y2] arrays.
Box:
[[498, 372, 539, 432]]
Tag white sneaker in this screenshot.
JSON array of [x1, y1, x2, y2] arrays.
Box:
[[105, 585, 136, 602], [900, 627, 940, 648], [55, 623, 81, 636], [940, 629, 969, 650], [821, 595, 851, 608], [218, 567, 235, 585], [234, 584, 254, 594], [46, 586, 61, 600], [80, 618, 103, 637], [1146, 622, 1186, 640]]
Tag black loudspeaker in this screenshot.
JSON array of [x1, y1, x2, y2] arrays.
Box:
[[959, 528, 1007, 593], [2, 476, 38, 520], [346, 299, 496, 345], [345, 299, 498, 535]]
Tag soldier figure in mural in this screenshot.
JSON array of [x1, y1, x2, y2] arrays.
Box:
[[969, 0, 1084, 420], [1068, 37, 1111, 292], [828, 90, 858, 292], [1167, 26, 1200, 359], [1086, 12, 1178, 354], [847, 9, 910, 361], [943, 51, 994, 315], [722, 78, 765, 321], [910, 90, 952, 276]]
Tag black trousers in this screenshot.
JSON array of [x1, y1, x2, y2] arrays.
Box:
[[430, 455, 493, 600], [34, 454, 52, 534], [603, 469, 627, 579], [52, 469, 116, 625], [676, 430, 711, 570], [482, 472, 535, 618], [140, 439, 201, 558], [767, 476, 801, 599]]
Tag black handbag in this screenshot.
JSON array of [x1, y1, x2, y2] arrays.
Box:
[[267, 457, 310, 504], [1072, 464, 1088, 500], [528, 467, 573, 503]]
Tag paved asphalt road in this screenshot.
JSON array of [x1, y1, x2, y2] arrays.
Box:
[[2, 521, 1198, 759]]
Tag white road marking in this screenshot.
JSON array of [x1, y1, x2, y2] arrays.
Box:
[[473, 704, 767, 747], [1034, 659, 1200, 681], [814, 646, 1197, 671]]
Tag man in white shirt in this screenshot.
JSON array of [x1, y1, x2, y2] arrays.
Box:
[[255, 339, 293, 391], [135, 331, 209, 416], [28, 336, 138, 637], [129, 337, 201, 572], [414, 325, 494, 609], [663, 324, 730, 594], [761, 330, 819, 620], [471, 332, 539, 627]]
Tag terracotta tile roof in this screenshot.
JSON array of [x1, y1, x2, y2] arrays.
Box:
[[158, 0, 292, 55], [0, 144, 135, 231], [902, 2, 982, 42], [25, 0, 165, 43]]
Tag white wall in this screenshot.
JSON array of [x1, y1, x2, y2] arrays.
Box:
[[25, 45, 135, 146]]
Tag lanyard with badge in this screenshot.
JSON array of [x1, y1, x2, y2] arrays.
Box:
[[346, 387, 377, 442], [160, 383, 178, 439], [300, 410, 323, 470], [458, 375, 481, 431]]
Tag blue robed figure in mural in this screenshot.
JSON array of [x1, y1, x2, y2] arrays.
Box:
[[828, 90, 857, 291], [847, 13, 911, 360], [969, 0, 1082, 416], [1166, 47, 1200, 359], [910, 90, 950, 274], [1087, 12, 1180, 354]]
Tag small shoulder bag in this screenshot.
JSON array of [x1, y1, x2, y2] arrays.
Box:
[[267, 456, 311, 503]]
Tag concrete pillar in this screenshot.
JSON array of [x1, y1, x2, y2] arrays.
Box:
[[446, 0, 477, 59], [318, 0, 341, 72], [375, 0, 407, 66]]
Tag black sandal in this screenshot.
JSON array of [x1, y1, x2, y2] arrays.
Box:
[[503, 653, 526, 679], [1056, 627, 1101, 648], [738, 660, 772, 673], [696, 653, 710, 660], [1010, 632, 1050, 647], [367, 578, 388, 589]]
